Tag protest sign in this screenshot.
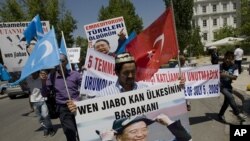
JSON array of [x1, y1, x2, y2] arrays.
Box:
[[84, 16, 128, 53], [80, 49, 220, 99], [76, 83, 190, 141], [67, 47, 81, 63], [0, 21, 49, 72], [80, 48, 116, 96], [140, 65, 220, 99]]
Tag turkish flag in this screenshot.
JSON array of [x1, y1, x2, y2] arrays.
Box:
[[126, 7, 178, 81]]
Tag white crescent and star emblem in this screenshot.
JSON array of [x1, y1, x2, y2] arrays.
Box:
[[147, 33, 164, 62], [31, 40, 53, 68]]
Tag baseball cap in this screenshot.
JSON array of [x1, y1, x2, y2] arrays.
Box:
[[112, 115, 154, 134]]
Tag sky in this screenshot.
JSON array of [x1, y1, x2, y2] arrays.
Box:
[[64, 0, 166, 38]]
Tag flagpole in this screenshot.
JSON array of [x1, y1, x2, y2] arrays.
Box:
[[170, 0, 182, 77], [61, 31, 73, 71], [59, 63, 72, 100]]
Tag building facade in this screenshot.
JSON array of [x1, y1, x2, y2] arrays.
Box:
[[193, 0, 241, 45]]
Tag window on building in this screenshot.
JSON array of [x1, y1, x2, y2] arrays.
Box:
[[233, 3, 236, 10], [213, 18, 217, 26], [213, 4, 217, 12], [203, 20, 207, 27], [223, 18, 227, 26], [223, 3, 227, 11], [203, 33, 208, 41], [234, 17, 237, 24], [202, 6, 206, 13]]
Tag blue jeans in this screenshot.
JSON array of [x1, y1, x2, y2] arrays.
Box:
[[219, 88, 240, 116], [33, 101, 53, 132]]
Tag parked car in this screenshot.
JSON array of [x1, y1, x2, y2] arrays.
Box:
[[6, 83, 29, 99], [0, 81, 8, 94]]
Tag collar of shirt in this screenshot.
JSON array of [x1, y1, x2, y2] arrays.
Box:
[[115, 81, 138, 92], [55, 69, 70, 77]]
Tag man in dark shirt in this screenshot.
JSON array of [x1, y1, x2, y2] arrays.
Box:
[[211, 49, 219, 65], [218, 51, 247, 121]]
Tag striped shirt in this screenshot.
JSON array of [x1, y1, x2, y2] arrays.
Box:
[[98, 81, 147, 97]]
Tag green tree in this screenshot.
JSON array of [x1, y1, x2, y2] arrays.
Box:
[[163, 0, 194, 53], [240, 0, 250, 37], [0, 0, 77, 47], [98, 0, 143, 34], [188, 27, 204, 57], [239, 0, 250, 54], [75, 36, 88, 66], [0, 0, 25, 21], [214, 26, 238, 41]]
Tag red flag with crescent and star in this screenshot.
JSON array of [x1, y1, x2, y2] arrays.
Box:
[[126, 7, 178, 81]]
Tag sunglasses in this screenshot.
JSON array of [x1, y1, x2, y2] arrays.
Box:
[[60, 59, 66, 63]]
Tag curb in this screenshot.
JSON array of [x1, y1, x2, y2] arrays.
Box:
[[0, 94, 8, 99]]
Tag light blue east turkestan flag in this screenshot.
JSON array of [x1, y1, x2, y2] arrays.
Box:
[[59, 35, 71, 70], [23, 15, 44, 44], [12, 28, 60, 85], [116, 31, 136, 54]]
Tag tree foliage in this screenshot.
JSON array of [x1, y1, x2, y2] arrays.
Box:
[[0, 0, 77, 47], [75, 36, 88, 66], [0, 0, 25, 21], [188, 27, 204, 57], [214, 26, 238, 41], [98, 0, 143, 34], [163, 0, 194, 53], [238, 0, 250, 54], [240, 0, 250, 37]]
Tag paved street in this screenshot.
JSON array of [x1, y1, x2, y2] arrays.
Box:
[[0, 96, 66, 141]]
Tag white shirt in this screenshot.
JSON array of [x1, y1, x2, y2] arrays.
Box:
[[98, 81, 147, 97], [234, 48, 244, 61], [26, 76, 46, 102]]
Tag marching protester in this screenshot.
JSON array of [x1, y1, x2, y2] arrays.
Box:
[[67, 52, 185, 109], [26, 40, 37, 114], [41, 54, 82, 141], [23, 70, 55, 137], [98, 114, 192, 141], [98, 52, 147, 96], [234, 45, 244, 74], [218, 51, 247, 121], [67, 52, 189, 140], [175, 55, 191, 111]]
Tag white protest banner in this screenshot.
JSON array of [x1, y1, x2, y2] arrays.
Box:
[[80, 48, 117, 96], [140, 65, 220, 99], [79, 49, 220, 99], [76, 83, 190, 141], [67, 47, 81, 63], [84, 16, 128, 53], [0, 21, 50, 72]]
